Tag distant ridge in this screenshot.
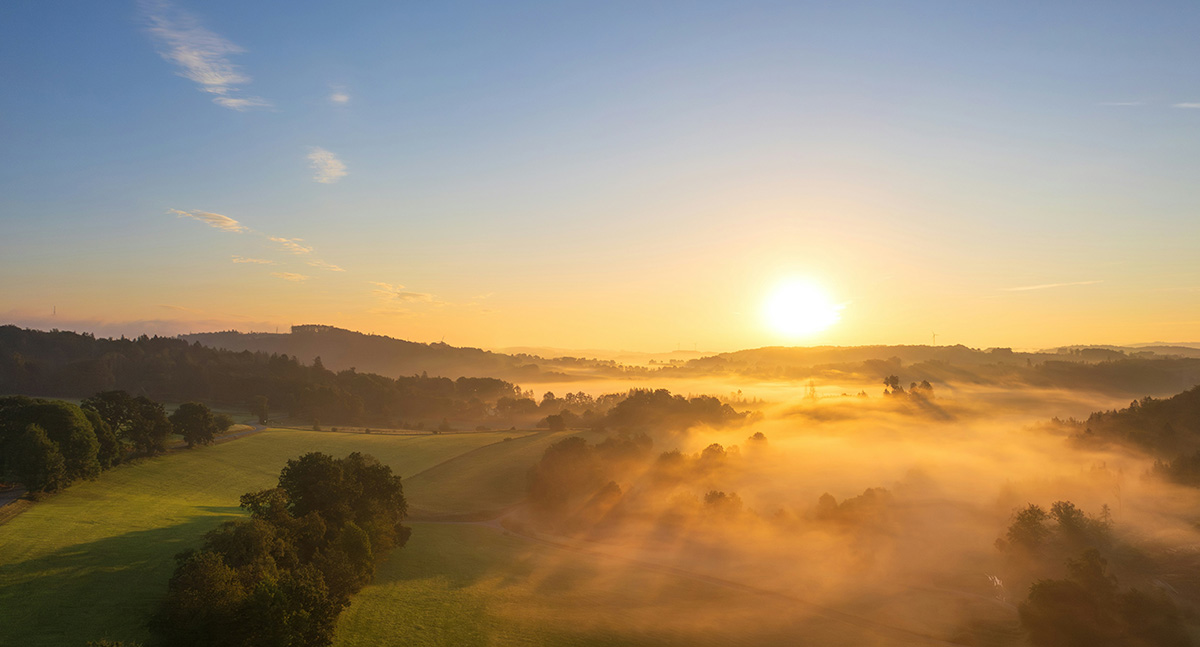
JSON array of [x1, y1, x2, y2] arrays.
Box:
[[179, 326, 1200, 389], [182, 325, 534, 380], [180, 325, 626, 382]]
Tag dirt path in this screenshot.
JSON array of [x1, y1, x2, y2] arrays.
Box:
[[0, 486, 25, 509], [167, 423, 268, 450]]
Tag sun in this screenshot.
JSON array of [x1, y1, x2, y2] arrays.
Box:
[[763, 279, 843, 338]]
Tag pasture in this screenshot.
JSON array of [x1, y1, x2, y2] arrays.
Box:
[[331, 522, 898, 647], [0, 429, 519, 646], [403, 429, 604, 518], [0, 425, 963, 647]]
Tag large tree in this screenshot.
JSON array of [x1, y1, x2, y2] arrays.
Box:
[[0, 396, 100, 482], [127, 396, 173, 455], [13, 424, 68, 493], [170, 402, 216, 448], [249, 395, 269, 425], [155, 452, 409, 647], [82, 407, 122, 468], [81, 390, 136, 435], [1020, 549, 1188, 647]]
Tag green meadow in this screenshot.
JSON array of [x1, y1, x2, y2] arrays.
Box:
[[1, 427, 906, 647], [0, 429, 516, 647], [332, 523, 892, 647], [403, 429, 605, 518]]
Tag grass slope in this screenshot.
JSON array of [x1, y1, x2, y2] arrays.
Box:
[[403, 430, 606, 518], [0, 429, 512, 647], [332, 523, 894, 647]]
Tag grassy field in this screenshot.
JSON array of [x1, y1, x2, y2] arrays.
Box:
[[1, 425, 957, 647], [0, 429, 515, 647], [331, 523, 897, 647], [403, 429, 605, 518]]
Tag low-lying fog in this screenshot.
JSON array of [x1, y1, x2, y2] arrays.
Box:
[[510, 381, 1200, 643]]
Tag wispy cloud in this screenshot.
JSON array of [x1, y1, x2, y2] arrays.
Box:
[[159, 304, 207, 315], [307, 259, 345, 272], [1002, 280, 1102, 292], [371, 281, 435, 303], [1098, 101, 1143, 106], [307, 147, 347, 183], [329, 88, 350, 105], [1173, 103, 1200, 109], [269, 237, 313, 254], [141, 0, 271, 111], [169, 208, 247, 233], [169, 207, 347, 280], [213, 96, 272, 110]]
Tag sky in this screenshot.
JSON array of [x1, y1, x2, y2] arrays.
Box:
[[2, 1, 1200, 353]]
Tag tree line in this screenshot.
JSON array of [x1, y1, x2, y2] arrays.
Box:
[[533, 388, 751, 432], [0, 325, 521, 427], [0, 392, 230, 493], [1066, 384, 1200, 487]]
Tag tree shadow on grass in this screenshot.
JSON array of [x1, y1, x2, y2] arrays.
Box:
[[368, 524, 538, 591], [195, 505, 244, 515], [351, 524, 893, 647], [0, 513, 238, 647]]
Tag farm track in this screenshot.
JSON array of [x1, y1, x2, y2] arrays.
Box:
[[0, 487, 25, 509]]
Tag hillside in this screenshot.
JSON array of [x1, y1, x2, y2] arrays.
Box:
[[1075, 384, 1200, 456], [670, 344, 1200, 393], [0, 325, 523, 427], [181, 325, 623, 382], [0, 429, 520, 647]]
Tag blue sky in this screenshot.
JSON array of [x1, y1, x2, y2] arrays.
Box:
[[2, 1, 1199, 350]]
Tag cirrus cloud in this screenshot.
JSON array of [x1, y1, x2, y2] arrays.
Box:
[[307, 259, 345, 272], [269, 237, 314, 254], [370, 281, 435, 303], [231, 255, 274, 264], [1002, 280, 1102, 292], [168, 208, 247, 233], [141, 0, 272, 111]]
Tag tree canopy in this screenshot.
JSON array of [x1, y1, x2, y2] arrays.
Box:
[[155, 452, 410, 647]]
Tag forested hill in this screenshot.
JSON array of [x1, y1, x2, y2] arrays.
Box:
[[676, 344, 1200, 393], [1078, 385, 1200, 456], [685, 344, 1195, 371], [0, 325, 522, 425], [181, 325, 617, 382]]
